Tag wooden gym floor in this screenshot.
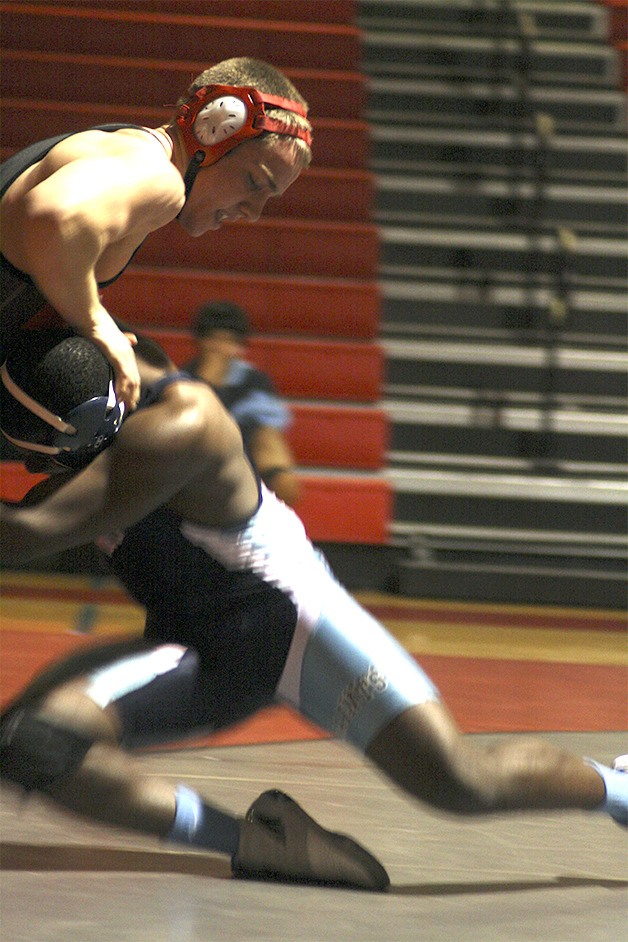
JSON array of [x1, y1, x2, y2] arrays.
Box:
[[0, 571, 626, 942]]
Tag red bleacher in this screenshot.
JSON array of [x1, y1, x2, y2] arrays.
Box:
[[94, 1, 358, 25], [0, 461, 391, 546], [288, 405, 388, 470], [143, 330, 383, 403], [102, 268, 379, 339], [131, 217, 379, 280], [1, 3, 362, 71], [1, 49, 367, 121]]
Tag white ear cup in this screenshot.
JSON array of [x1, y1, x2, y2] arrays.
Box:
[[193, 96, 249, 146]]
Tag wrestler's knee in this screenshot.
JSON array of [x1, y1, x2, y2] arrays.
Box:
[[365, 703, 496, 815], [0, 680, 119, 796]]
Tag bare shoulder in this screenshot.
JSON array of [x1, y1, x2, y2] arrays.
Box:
[[16, 130, 183, 247], [121, 377, 240, 460], [43, 126, 172, 164], [10, 127, 182, 207]]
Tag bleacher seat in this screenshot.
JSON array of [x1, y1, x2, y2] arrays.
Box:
[[103, 268, 379, 339]]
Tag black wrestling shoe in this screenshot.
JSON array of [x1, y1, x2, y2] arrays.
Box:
[[232, 789, 390, 891]]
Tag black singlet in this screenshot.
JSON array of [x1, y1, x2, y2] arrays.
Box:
[[106, 370, 293, 731]]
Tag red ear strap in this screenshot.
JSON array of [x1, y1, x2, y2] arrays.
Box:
[[176, 84, 312, 167], [249, 90, 309, 118]]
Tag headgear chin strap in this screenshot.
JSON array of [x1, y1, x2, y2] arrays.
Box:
[[0, 361, 125, 468], [176, 84, 312, 200]]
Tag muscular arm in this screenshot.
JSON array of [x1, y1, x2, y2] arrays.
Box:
[[16, 157, 179, 315], [0, 383, 244, 566], [0, 131, 183, 408]]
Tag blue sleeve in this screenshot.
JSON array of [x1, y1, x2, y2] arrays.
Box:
[[224, 362, 291, 431]]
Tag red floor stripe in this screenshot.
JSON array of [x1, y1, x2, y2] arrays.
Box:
[[367, 605, 627, 633], [1, 630, 624, 743], [4, 584, 624, 632], [420, 654, 627, 734]]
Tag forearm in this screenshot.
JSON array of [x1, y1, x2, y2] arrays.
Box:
[[0, 475, 89, 565], [0, 399, 213, 563], [251, 426, 300, 506]]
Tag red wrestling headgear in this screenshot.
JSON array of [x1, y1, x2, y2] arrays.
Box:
[[176, 84, 312, 169]]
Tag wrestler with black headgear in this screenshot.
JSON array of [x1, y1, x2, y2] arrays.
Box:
[[1, 330, 625, 893]]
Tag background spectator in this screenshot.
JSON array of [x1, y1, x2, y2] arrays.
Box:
[[186, 301, 300, 507]]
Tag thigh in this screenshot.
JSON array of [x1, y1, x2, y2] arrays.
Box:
[[279, 584, 441, 751], [82, 644, 208, 749], [143, 581, 298, 734]]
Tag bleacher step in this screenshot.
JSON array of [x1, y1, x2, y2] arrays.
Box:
[[132, 217, 379, 280], [96, 0, 358, 24], [362, 33, 619, 87], [379, 280, 626, 342], [358, 0, 609, 43], [380, 225, 627, 284], [0, 98, 371, 171], [370, 125, 627, 184], [103, 267, 380, 339], [0, 463, 392, 547], [1, 3, 363, 73], [389, 466, 627, 536], [375, 175, 627, 236], [383, 336, 628, 399], [142, 328, 383, 402], [395, 558, 626, 608], [0, 49, 367, 122], [386, 410, 627, 467], [366, 76, 626, 133]]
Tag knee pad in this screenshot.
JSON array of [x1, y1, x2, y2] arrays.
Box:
[[0, 708, 95, 794]]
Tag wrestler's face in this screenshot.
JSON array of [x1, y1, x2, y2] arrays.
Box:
[[198, 329, 247, 366], [177, 138, 303, 237]]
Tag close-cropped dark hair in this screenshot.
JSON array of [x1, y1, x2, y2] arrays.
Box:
[[193, 301, 250, 339], [0, 330, 109, 446]]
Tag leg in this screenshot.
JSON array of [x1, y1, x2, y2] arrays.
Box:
[[365, 701, 606, 814], [21, 680, 180, 836], [1, 641, 389, 889], [280, 583, 624, 824], [1, 646, 240, 852]]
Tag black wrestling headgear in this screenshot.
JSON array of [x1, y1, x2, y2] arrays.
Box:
[[0, 333, 125, 470]]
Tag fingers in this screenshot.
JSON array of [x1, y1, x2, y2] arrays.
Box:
[[85, 315, 141, 411], [97, 334, 140, 412], [111, 349, 141, 413]]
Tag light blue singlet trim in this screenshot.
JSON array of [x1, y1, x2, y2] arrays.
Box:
[[297, 587, 439, 751]]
